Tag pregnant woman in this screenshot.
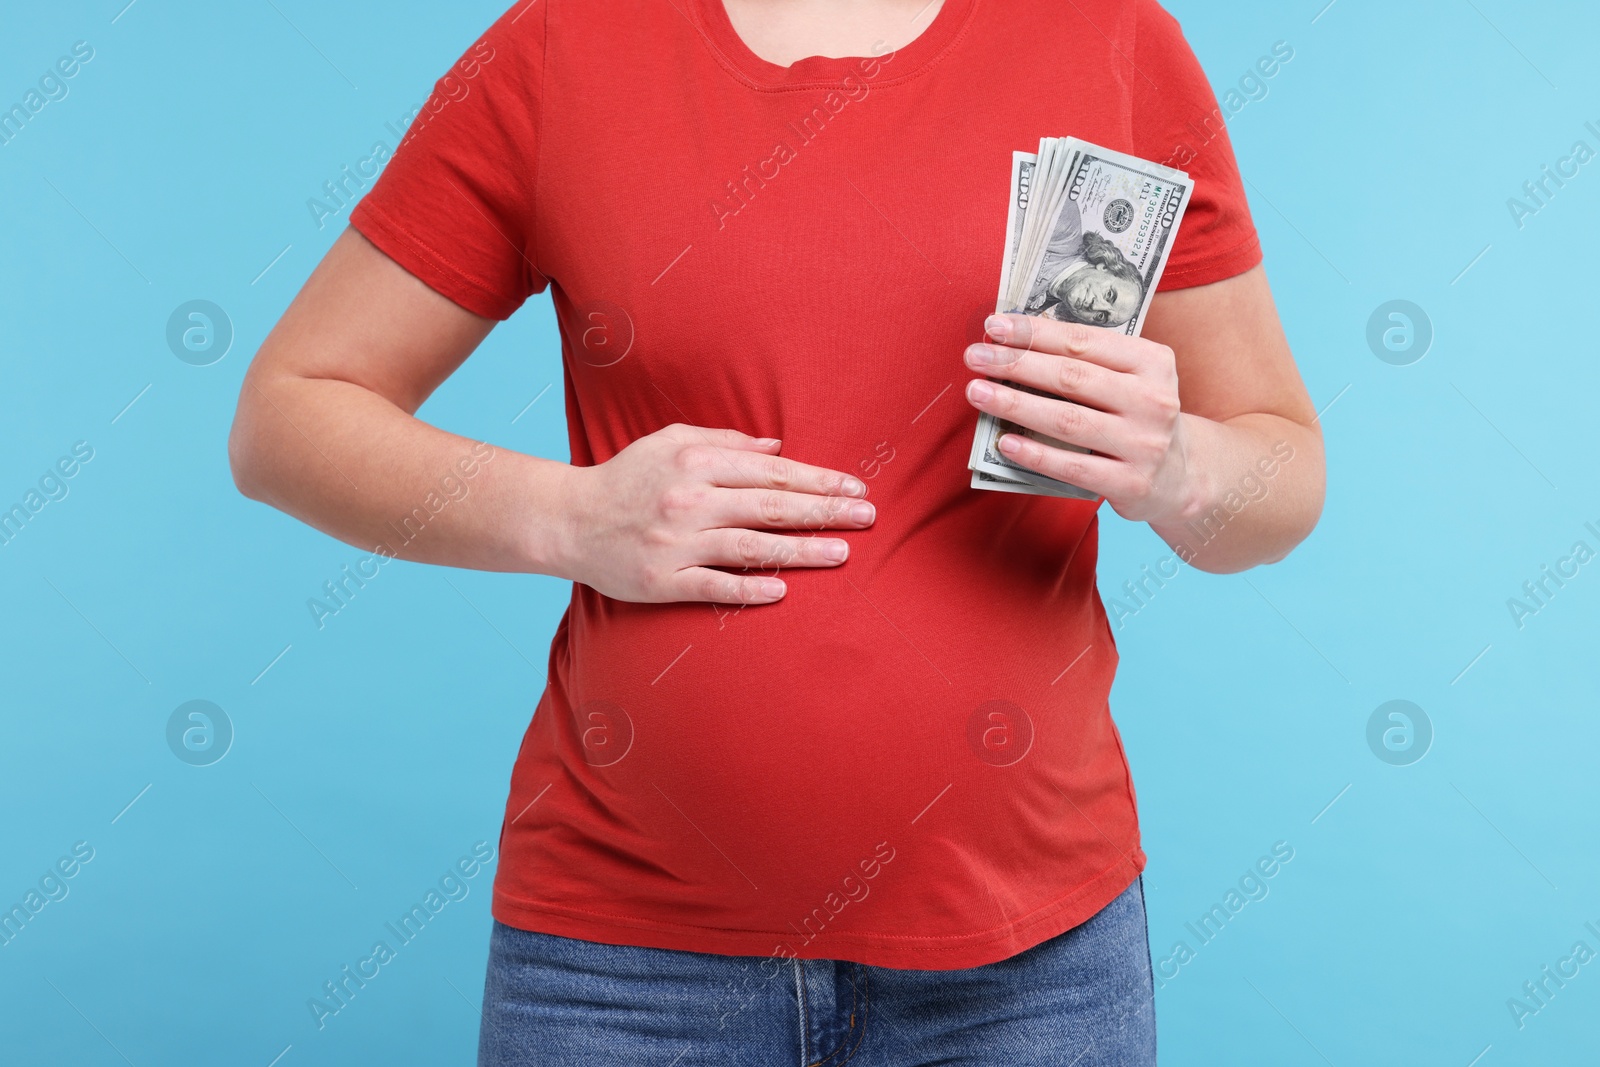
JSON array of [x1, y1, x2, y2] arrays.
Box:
[[228, 0, 1324, 1062]]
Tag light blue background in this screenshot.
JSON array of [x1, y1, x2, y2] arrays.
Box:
[[2, 1, 1596, 1063]]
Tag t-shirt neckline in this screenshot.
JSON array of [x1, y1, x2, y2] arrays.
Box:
[[689, 0, 977, 90]]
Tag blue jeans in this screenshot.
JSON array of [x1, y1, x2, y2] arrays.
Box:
[[477, 876, 1156, 1065]]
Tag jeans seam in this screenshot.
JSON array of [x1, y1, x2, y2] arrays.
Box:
[[794, 960, 809, 1067], [808, 964, 868, 1067], [1137, 875, 1158, 1061], [841, 967, 870, 1067]]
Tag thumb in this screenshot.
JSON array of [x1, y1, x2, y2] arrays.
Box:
[[684, 426, 782, 453]]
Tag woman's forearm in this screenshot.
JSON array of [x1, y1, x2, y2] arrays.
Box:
[[229, 372, 580, 576], [227, 231, 884, 608], [1149, 410, 1325, 574]]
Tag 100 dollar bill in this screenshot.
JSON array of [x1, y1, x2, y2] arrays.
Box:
[[969, 139, 1193, 497]]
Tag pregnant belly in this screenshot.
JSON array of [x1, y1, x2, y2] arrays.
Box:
[[508, 555, 1121, 905]]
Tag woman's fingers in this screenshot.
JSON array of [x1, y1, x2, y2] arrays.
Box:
[[964, 379, 1133, 460], [715, 488, 876, 531], [697, 528, 849, 570], [993, 433, 1143, 502], [984, 314, 1151, 373], [669, 567, 788, 605], [668, 567, 788, 605], [659, 424, 784, 453], [692, 447, 867, 498], [964, 342, 1131, 410], [669, 528, 852, 605]]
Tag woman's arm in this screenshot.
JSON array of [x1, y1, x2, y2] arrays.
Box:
[[228, 228, 577, 576], [962, 265, 1325, 574], [228, 229, 876, 603], [1140, 265, 1324, 571]]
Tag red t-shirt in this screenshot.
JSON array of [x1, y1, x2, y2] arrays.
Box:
[[350, 0, 1260, 969]]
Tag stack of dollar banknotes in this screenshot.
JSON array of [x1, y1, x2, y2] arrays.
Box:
[[968, 138, 1194, 498]]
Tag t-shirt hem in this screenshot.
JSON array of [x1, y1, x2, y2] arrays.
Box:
[[348, 199, 526, 321], [1158, 233, 1263, 291], [489, 843, 1146, 971]]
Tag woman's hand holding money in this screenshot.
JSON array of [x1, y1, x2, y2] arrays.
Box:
[[963, 312, 1202, 525]]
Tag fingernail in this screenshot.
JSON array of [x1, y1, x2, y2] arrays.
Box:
[[755, 438, 781, 448], [966, 344, 999, 366], [998, 434, 1022, 455], [841, 476, 868, 497], [760, 578, 786, 598], [823, 540, 849, 562], [985, 315, 1010, 341], [968, 380, 995, 403], [850, 502, 876, 524]]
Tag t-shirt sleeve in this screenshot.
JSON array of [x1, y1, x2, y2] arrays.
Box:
[[1130, 0, 1263, 291], [348, 3, 549, 321]]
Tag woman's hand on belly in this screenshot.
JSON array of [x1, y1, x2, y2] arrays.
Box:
[[550, 424, 876, 605]]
